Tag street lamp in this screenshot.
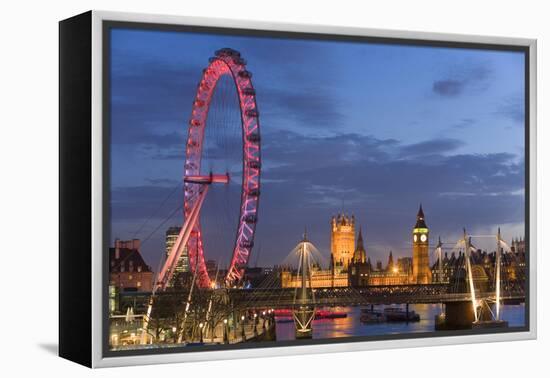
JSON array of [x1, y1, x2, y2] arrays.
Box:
[[241, 315, 246, 340], [253, 313, 258, 337], [223, 318, 229, 344], [199, 322, 204, 343]]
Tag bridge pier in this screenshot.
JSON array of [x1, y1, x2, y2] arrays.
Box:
[[435, 301, 475, 330], [435, 300, 507, 330]]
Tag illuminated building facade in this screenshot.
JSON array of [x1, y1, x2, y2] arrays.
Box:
[[350, 247, 411, 286], [349, 206, 434, 287], [431, 251, 459, 283], [280, 268, 348, 288], [352, 228, 367, 264], [285, 206, 440, 288], [109, 239, 153, 292], [397, 257, 413, 275], [432, 244, 526, 285], [165, 226, 190, 286], [331, 213, 355, 272], [367, 269, 411, 285], [281, 214, 356, 288], [511, 237, 526, 254], [348, 229, 370, 286]]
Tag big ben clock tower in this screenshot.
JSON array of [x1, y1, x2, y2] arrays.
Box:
[[412, 204, 432, 284]]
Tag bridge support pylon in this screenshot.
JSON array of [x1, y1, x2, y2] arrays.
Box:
[[292, 231, 316, 339], [294, 305, 314, 339]]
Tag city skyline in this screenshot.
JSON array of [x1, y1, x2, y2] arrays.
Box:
[[109, 27, 526, 269]]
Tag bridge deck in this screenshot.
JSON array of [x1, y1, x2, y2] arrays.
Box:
[[227, 285, 525, 308], [116, 285, 525, 312]]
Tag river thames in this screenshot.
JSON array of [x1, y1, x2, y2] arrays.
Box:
[[275, 304, 525, 340]]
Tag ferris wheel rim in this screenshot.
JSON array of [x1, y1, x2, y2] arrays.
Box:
[[183, 48, 261, 288]]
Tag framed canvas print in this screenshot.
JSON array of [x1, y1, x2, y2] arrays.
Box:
[[59, 10, 537, 368]]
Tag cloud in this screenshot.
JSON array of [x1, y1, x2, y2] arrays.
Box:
[[145, 178, 180, 186], [399, 138, 463, 157], [432, 62, 492, 98], [433, 80, 464, 97], [110, 58, 203, 148], [229, 40, 345, 130], [495, 95, 525, 124], [121, 131, 186, 150], [261, 131, 399, 171], [111, 185, 182, 221], [262, 88, 344, 128], [236, 38, 329, 69], [452, 118, 476, 129]]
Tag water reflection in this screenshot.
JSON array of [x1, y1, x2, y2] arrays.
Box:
[[276, 304, 525, 341]]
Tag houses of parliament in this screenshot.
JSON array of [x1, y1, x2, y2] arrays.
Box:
[[281, 205, 432, 288]]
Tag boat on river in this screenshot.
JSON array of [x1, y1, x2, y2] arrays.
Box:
[[360, 307, 420, 323], [383, 307, 420, 322], [360, 310, 385, 323]]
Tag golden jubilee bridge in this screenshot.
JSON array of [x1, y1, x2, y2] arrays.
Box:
[[226, 284, 525, 308], [118, 283, 525, 313]]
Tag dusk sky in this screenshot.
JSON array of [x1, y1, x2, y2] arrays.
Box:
[[109, 27, 525, 269]]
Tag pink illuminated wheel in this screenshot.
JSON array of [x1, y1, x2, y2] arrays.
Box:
[[184, 48, 261, 288]]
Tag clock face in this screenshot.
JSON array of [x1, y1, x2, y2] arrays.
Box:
[[413, 234, 418, 242], [420, 234, 427, 242]]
